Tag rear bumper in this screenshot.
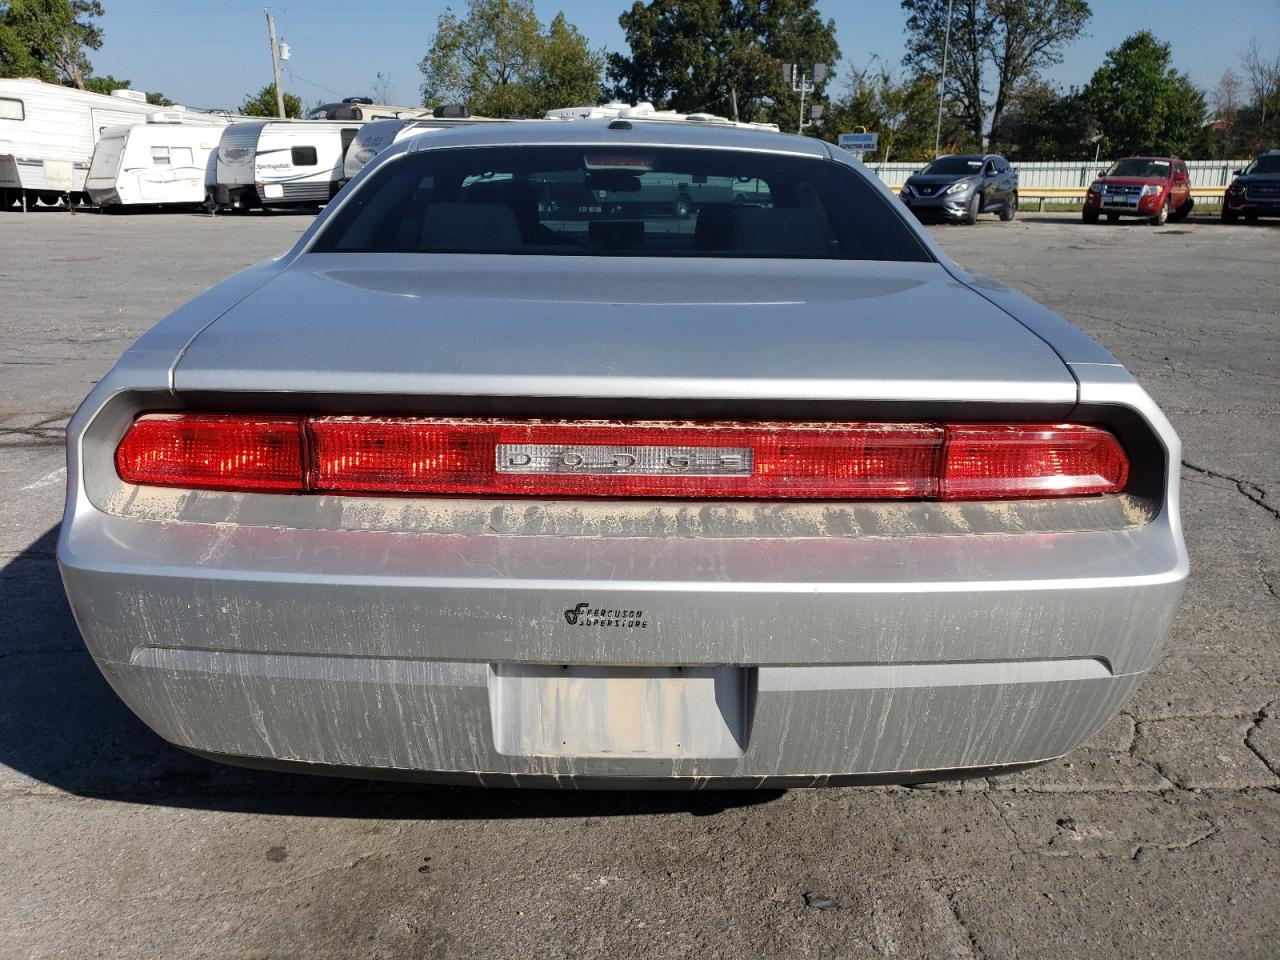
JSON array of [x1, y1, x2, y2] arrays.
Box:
[[59, 500, 1184, 785]]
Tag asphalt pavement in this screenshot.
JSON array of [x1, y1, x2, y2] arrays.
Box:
[[0, 207, 1276, 959]]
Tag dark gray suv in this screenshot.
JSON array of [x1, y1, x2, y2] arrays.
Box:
[[1223, 151, 1280, 222], [900, 154, 1019, 224]]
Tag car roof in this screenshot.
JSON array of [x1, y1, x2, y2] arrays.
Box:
[[386, 117, 830, 158]]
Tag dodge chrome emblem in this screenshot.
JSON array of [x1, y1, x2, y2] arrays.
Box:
[[496, 444, 753, 476]]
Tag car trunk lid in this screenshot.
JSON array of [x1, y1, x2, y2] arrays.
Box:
[[172, 254, 1076, 405]]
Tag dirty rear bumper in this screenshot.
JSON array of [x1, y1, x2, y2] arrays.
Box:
[[58, 501, 1183, 786]]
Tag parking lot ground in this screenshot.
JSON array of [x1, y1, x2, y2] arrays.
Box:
[[1, 209, 1277, 959]]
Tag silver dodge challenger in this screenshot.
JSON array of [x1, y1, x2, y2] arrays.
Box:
[[58, 119, 1188, 788]]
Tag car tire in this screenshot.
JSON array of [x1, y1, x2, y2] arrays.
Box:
[[964, 192, 981, 225], [1151, 198, 1170, 226], [999, 192, 1017, 221], [1245, 213, 1259, 222], [1106, 213, 1119, 223], [1222, 207, 1239, 223], [1082, 208, 1099, 223], [1169, 198, 1193, 223]]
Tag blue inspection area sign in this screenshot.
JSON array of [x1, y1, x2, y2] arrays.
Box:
[[837, 132, 879, 153]]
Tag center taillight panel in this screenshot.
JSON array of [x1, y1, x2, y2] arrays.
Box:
[[114, 415, 1130, 501]]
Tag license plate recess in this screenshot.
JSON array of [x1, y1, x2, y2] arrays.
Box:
[[490, 665, 750, 759]]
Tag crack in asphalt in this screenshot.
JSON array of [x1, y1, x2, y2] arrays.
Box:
[[938, 883, 985, 960], [0, 417, 68, 450], [1182, 460, 1279, 521], [1131, 817, 1221, 861], [1245, 703, 1279, 778], [981, 793, 1030, 856], [1132, 711, 1280, 793], [1256, 560, 1280, 602]]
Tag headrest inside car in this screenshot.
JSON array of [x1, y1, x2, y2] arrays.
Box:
[[421, 203, 521, 251]]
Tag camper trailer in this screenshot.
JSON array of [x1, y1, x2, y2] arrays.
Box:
[[211, 119, 362, 211], [0, 77, 216, 208], [308, 97, 425, 121], [86, 116, 231, 209], [341, 111, 508, 182], [546, 101, 780, 132]]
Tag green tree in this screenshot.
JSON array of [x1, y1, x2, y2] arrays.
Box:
[[997, 83, 1094, 159], [0, 0, 104, 88], [418, 0, 603, 117], [607, 0, 839, 126], [901, 0, 1090, 149], [239, 82, 302, 119], [80, 71, 124, 94], [1082, 32, 1206, 156], [819, 62, 940, 162], [1237, 38, 1280, 153]]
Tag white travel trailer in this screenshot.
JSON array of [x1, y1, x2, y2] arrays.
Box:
[[547, 100, 780, 132], [341, 112, 510, 182], [308, 97, 426, 121], [211, 119, 363, 211], [0, 77, 214, 208], [86, 116, 231, 209]]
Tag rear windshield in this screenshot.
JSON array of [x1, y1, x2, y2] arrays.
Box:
[[1106, 159, 1170, 178], [311, 145, 931, 261]]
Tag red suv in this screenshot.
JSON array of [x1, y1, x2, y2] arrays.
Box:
[[1083, 156, 1193, 226]]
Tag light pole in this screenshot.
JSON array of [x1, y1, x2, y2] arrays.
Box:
[[784, 63, 827, 135], [933, 0, 954, 158]]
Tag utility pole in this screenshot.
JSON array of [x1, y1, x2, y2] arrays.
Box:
[[933, 0, 954, 157], [784, 63, 826, 135], [265, 9, 286, 118]]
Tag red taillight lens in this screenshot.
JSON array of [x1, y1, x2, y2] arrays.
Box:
[[114, 414, 305, 492], [114, 416, 1129, 501], [940, 423, 1128, 500], [307, 419, 944, 499]]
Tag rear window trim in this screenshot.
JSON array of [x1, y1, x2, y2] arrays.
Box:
[[305, 142, 935, 264]]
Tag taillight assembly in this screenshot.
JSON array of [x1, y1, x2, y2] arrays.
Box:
[[114, 414, 306, 492], [941, 423, 1129, 499], [115, 415, 1129, 501]]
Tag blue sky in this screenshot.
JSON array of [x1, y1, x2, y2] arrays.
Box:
[[89, 0, 1280, 113]]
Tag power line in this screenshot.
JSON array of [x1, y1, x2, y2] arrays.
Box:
[[283, 66, 344, 99]]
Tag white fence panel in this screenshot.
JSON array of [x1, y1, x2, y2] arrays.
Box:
[[861, 159, 1250, 190]]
